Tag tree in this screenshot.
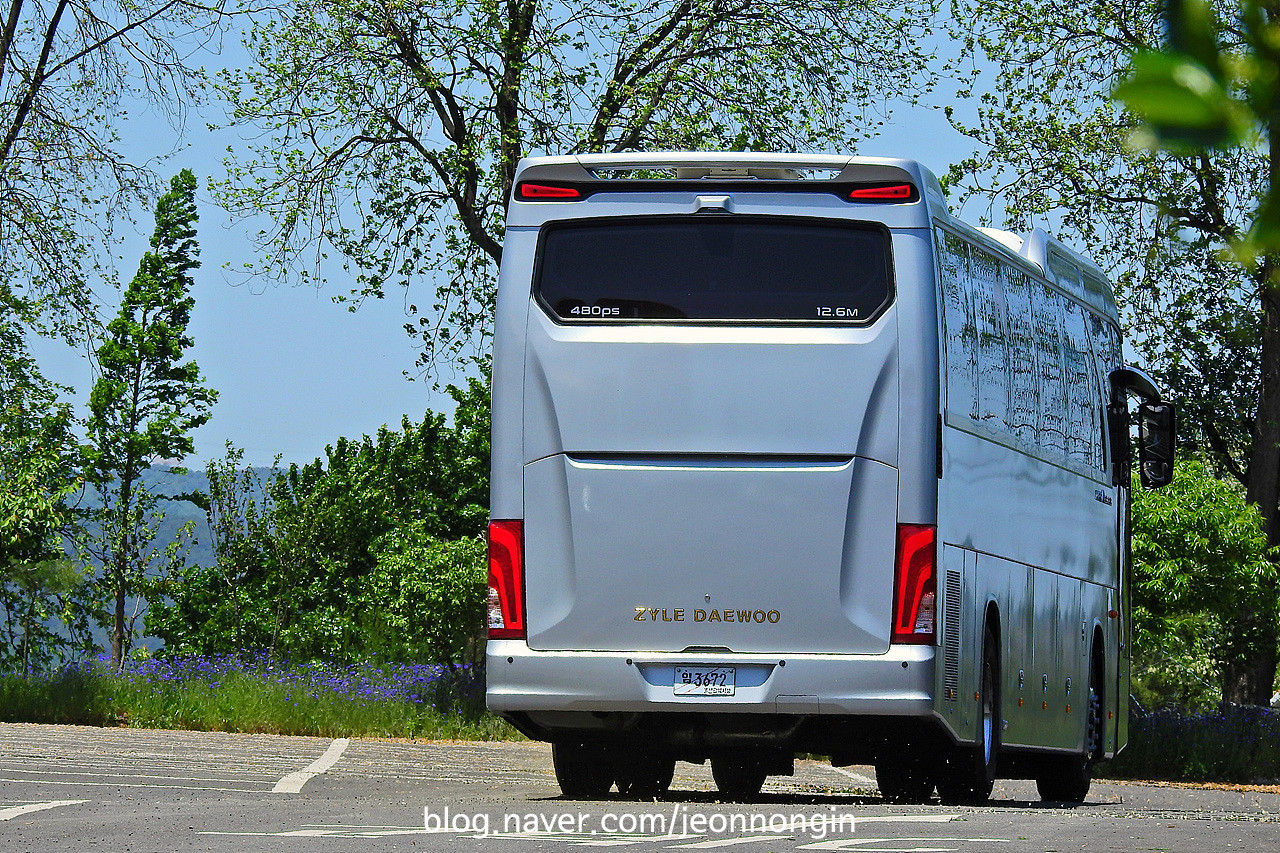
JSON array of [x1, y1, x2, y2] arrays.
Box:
[[144, 443, 283, 656], [1131, 459, 1277, 708], [149, 378, 490, 662], [943, 0, 1280, 704], [215, 0, 937, 368], [1, 0, 240, 341], [0, 289, 90, 671], [86, 169, 217, 667]]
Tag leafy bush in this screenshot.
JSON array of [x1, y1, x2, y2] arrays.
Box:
[[0, 654, 517, 739], [149, 377, 490, 663], [1130, 458, 1278, 709], [1105, 704, 1280, 783], [362, 528, 486, 667]]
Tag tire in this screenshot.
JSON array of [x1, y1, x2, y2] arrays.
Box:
[[615, 752, 676, 800], [552, 742, 614, 799], [711, 755, 769, 800], [1036, 658, 1101, 803], [875, 756, 934, 803], [937, 622, 1000, 805]]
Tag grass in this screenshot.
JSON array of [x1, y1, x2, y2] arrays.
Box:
[[0, 654, 521, 740], [8, 656, 1277, 784], [1100, 704, 1280, 784]]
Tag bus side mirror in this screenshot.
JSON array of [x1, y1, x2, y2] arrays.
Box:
[[1137, 402, 1175, 489]]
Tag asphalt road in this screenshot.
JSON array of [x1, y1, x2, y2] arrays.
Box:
[[1, 722, 1277, 852]]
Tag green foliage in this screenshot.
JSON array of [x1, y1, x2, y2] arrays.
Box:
[[1131, 458, 1278, 707], [1114, 0, 1280, 257], [146, 445, 282, 656], [0, 289, 93, 671], [0, 664, 520, 740], [363, 530, 486, 667], [0, 669, 115, 726], [87, 169, 216, 666], [1104, 704, 1280, 783], [1, 1, 238, 343], [216, 0, 938, 367], [152, 378, 491, 663]]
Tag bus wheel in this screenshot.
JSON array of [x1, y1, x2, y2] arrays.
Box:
[[937, 623, 1000, 805], [615, 751, 676, 800], [711, 755, 768, 800], [552, 742, 614, 799], [1036, 660, 1101, 803], [875, 755, 934, 803]]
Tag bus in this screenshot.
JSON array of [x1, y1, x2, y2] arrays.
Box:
[[485, 152, 1175, 804]]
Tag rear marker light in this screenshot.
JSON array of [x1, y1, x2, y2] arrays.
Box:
[[848, 183, 915, 201], [516, 183, 583, 201], [892, 523, 936, 644], [488, 520, 525, 639]]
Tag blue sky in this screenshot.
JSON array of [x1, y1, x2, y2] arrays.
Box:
[[30, 35, 979, 470]]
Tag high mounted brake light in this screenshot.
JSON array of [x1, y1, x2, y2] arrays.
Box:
[[892, 523, 936, 644], [515, 183, 583, 201], [848, 183, 916, 202], [488, 520, 526, 639]]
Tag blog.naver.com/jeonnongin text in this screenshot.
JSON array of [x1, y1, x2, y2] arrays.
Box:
[[424, 804, 860, 841]]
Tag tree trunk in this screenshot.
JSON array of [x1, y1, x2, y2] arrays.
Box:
[[1231, 268, 1280, 705], [111, 577, 126, 668], [110, 467, 134, 669]]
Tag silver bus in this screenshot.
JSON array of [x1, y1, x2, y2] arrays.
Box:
[[485, 152, 1175, 804]]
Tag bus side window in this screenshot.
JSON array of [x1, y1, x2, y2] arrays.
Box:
[[973, 247, 1010, 427], [1033, 283, 1068, 461], [1004, 268, 1039, 446], [1062, 303, 1100, 469], [939, 230, 979, 422]]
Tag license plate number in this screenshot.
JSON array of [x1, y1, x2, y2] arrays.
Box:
[[674, 666, 736, 696]]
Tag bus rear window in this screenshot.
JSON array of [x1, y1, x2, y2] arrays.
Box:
[[534, 217, 893, 324]]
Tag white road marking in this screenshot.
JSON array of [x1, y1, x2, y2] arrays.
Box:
[[0, 778, 263, 793], [799, 837, 1010, 851], [857, 816, 964, 824], [272, 737, 350, 793], [827, 766, 879, 788], [667, 835, 791, 848], [0, 800, 88, 820], [482, 831, 700, 846], [0, 766, 278, 784]]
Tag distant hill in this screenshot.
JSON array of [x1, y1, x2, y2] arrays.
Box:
[[74, 465, 276, 570]]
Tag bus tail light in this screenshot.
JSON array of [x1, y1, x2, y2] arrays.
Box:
[[488, 520, 525, 639], [892, 523, 936, 644]]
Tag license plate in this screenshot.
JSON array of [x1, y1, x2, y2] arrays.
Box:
[[674, 666, 736, 696]]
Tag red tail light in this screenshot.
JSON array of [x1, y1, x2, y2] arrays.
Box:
[[515, 182, 583, 201], [848, 183, 916, 202], [892, 523, 936, 644], [488, 520, 525, 639]]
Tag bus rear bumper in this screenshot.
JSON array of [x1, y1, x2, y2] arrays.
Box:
[[486, 641, 936, 718]]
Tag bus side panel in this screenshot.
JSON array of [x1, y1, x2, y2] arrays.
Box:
[[891, 229, 941, 525], [938, 425, 1116, 584], [491, 227, 537, 521], [939, 427, 1117, 751], [1115, 494, 1132, 756]]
